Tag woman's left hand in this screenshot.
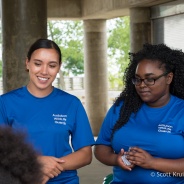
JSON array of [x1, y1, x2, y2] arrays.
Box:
[[126, 147, 155, 169]]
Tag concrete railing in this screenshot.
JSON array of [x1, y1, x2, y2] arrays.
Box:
[[0, 77, 121, 107]]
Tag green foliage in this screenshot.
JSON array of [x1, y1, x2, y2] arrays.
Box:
[[107, 16, 130, 90], [0, 61, 2, 78], [47, 20, 84, 76], [61, 40, 84, 75]]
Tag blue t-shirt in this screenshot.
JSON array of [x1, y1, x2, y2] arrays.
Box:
[[96, 95, 184, 184], [0, 86, 95, 184]]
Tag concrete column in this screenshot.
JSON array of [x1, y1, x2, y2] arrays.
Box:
[[2, 0, 47, 93], [84, 20, 108, 136], [130, 8, 151, 53]]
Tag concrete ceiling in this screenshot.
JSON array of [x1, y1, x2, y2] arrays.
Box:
[[47, 0, 174, 20]]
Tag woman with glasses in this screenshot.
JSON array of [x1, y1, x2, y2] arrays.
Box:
[[94, 43, 184, 183]]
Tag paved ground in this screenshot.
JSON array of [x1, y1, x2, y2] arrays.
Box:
[[78, 146, 112, 184]]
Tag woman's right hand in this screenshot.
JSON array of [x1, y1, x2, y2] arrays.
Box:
[[38, 155, 65, 179], [94, 145, 134, 171], [41, 175, 50, 184], [117, 149, 134, 171]]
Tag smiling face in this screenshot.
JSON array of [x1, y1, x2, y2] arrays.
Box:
[[26, 48, 61, 97], [134, 59, 173, 107]]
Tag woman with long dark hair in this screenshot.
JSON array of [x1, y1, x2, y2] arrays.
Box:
[[0, 38, 95, 184], [95, 43, 184, 183]]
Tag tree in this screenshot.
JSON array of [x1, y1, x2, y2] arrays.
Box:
[[107, 16, 130, 90], [0, 62, 2, 78], [47, 20, 84, 76]]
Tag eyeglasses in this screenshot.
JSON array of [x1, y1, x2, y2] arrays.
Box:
[[132, 72, 169, 86]]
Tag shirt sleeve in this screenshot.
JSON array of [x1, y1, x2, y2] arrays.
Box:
[[95, 104, 119, 146], [71, 100, 95, 151]]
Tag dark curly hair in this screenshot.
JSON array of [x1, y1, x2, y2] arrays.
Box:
[[112, 43, 184, 138], [0, 126, 43, 184]]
